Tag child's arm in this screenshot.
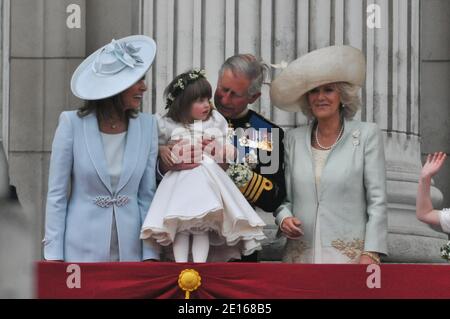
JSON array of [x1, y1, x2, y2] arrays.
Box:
[[416, 152, 447, 226], [202, 110, 236, 170]]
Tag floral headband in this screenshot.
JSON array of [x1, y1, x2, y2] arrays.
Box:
[[165, 69, 207, 109]]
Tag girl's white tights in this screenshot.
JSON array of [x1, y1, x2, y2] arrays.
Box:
[[192, 233, 209, 262], [173, 233, 210, 262], [173, 233, 189, 262]]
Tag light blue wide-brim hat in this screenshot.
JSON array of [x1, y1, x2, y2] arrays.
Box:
[[71, 35, 156, 100]]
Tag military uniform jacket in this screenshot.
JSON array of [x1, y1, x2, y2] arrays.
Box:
[[227, 109, 286, 213]]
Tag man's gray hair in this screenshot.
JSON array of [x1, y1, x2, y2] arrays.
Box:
[[219, 54, 269, 96]]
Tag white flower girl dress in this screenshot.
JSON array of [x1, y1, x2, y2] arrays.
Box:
[[140, 110, 266, 261]]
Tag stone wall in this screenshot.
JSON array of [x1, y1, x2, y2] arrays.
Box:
[[8, 0, 86, 263]]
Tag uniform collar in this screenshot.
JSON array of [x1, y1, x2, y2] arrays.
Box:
[[227, 109, 253, 127]]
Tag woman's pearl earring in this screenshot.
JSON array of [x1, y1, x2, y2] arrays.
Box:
[[341, 103, 346, 108]]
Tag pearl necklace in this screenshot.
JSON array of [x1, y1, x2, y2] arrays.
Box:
[[314, 123, 344, 150]]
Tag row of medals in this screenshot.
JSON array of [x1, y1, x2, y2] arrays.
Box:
[[227, 122, 273, 152]]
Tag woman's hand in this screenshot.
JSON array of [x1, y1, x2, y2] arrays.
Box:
[[421, 152, 447, 180], [359, 252, 380, 265], [280, 217, 304, 239]]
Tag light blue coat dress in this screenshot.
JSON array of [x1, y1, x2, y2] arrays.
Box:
[[275, 119, 388, 263], [43, 111, 159, 262]]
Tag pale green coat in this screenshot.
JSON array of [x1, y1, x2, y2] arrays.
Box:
[[275, 119, 388, 262]]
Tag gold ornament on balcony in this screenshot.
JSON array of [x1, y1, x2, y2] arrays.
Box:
[[178, 269, 201, 299]]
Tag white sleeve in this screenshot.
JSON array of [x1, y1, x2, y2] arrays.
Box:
[[211, 109, 228, 138], [439, 208, 450, 233], [155, 114, 170, 144]]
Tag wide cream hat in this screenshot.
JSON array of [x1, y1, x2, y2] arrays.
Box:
[[270, 45, 365, 112]]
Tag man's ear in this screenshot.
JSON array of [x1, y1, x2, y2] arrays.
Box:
[[248, 92, 261, 104]]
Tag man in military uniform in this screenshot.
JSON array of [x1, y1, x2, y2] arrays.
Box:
[[215, 54, 285, 211], [213, 54, 286, 261], [159, 54, 286, 261]]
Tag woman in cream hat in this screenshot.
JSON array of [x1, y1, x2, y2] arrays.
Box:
[[270, 45, 388, 264], [43, 35, 160, 262]]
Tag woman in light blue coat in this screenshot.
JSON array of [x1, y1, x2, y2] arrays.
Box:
[[270, 45, 388, 264], [43, 36, 160, 262]]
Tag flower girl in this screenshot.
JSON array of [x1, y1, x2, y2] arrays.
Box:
[[141, 69, 266, 262]]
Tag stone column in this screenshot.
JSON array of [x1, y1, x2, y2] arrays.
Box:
[[420, 1, 450, 211], [8, 0, 86, 262], [0, 141, 32, 298], [334, 0, 447, 263], [372, 0, 447, 262]]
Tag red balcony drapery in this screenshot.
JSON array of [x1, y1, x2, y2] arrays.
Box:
[[36, 262, 450, 299]]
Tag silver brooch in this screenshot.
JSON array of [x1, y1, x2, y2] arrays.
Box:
[[94, 195, 130, 208], [352, 130, 360, 146]]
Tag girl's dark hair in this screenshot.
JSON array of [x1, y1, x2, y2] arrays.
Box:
[[77, 94, 139, 120], [164, 70, 212, 124]]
